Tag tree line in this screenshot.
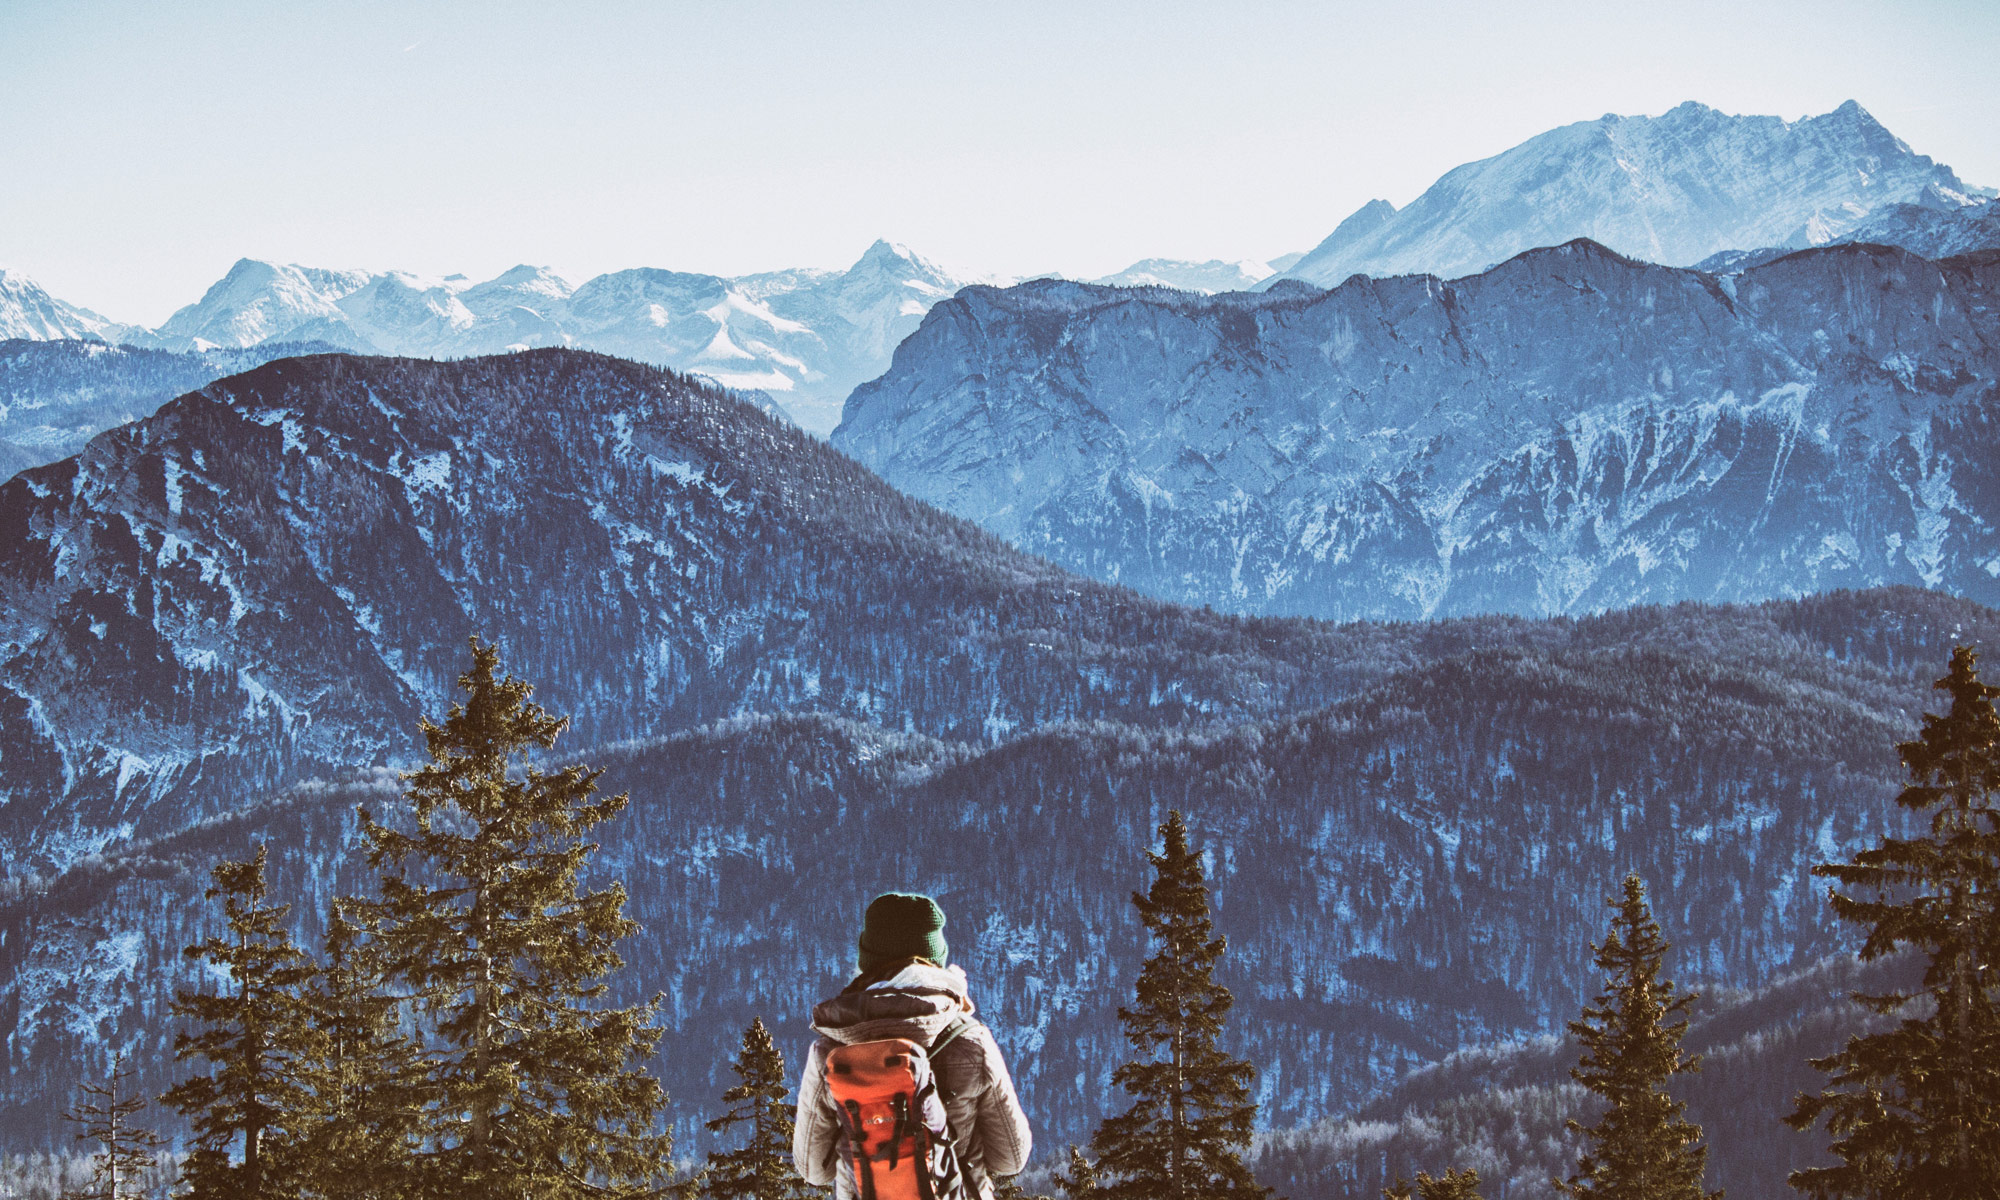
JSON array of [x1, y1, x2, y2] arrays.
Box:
[[57, 642, 2000, 1200]]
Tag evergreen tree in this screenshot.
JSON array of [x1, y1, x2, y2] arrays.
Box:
[[1384, 1169, 1483, 1200], [165, 844, 319, 1199], [1085, 810, 1270, 1200], [993, 1176, 1056, 1200], [700, 1018, 816, 1200], [62, 1052, 164, 1200], [359, 637, 674, 1198], [1786, 644, 2000, 1199], [1557, 874, 1716, 1200], [293, 904, 427, 1200], [1052, 1145, 1100, 1200]]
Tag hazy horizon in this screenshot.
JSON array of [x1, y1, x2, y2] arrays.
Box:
[[6, 0, 1997, 326]]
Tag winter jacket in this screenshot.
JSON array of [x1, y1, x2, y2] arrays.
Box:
[[793, 962, 1033, 1200]]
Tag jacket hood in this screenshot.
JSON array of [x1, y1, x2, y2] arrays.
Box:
[[811, 962, 975, 1047]]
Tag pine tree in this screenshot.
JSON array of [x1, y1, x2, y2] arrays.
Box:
[[1786, 644, 2000, 1199], [164, 844, 319, 1199], [701, 1018, 817, 1200], [1052, 1145, 1100, 1200], [1384, 1169, 1483, 1200], [62, 1052, 165, 1200], [1085, 810, 1270, 1200], [1557, 874, 1716, 1200], [359, 636, 674, 1198], [292, 903, 427, 1200]]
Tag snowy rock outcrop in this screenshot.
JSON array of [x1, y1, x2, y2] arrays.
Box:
[[836, 240, 2000, 621], [1279, 101, 1992, 288]]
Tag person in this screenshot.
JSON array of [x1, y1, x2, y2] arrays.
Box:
[[793, 892, 1033, 1200]]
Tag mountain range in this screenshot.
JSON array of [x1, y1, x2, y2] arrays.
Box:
[[2, 101, 1993, 461], [1279, 100, 1994, 288], [0, 249, 1309, 449], [837, 240, 2000, 622], [1697, 194, 2000, 273], [131, 241, 981, 437], [0, 348, 1990, 1173]]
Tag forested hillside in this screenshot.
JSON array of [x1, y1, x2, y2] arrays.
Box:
[[4, 586, 1991, 1176]]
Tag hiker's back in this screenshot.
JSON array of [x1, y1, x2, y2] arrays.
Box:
[[794, 946, 1031, 1200]]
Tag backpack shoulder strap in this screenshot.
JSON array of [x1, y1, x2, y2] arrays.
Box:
[[926, 1018, 977, 1105], [928, 1017, 975, 1059]]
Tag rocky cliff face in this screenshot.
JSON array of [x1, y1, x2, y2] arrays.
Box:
[[1280, 101, 1992, 288], [837, 241, 2000, 622]]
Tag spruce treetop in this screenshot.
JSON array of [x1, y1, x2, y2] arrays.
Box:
[[1558, 874, 1716, 1200], [1787, 644, 2000, 1199], [701, 1017, 816, 1200], [359, 635, 674, 1198], [1086, 810, 1270, 1200]]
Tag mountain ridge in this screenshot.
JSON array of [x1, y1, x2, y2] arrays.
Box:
[[836, 239, 2000, 622]]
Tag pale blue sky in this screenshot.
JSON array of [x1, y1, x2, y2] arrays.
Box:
[[5, 0, 1996, 325]]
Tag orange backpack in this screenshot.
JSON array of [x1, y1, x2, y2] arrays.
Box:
[[825, 1023, 973, 1200]]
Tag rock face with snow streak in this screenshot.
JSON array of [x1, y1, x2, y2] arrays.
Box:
[[136, 241, 976, 435], [1281, 101, 1992, 288], [836, 240, 2000, 622]]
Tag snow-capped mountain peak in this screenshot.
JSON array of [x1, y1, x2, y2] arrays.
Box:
[[0, 268, 133, 343], [87, 245, 982, 434], [1280, 100, 1993, 287], [154, 258, 373, 350]]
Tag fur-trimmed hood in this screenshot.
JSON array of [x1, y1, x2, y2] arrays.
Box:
[[809, 962, 975, 1047]]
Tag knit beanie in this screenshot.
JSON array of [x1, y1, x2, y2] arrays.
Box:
[[857, 892, 949, 972]]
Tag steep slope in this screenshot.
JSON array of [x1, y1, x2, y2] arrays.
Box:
[[139, 243, 980, 434], [0, 339, 338, 479], [2, 587, 1992, 1162], [0, 271, 135, 345], [0, 347, 1439, 874], [1281, 101, 1992, 288], [837, 241, 2000, 622]]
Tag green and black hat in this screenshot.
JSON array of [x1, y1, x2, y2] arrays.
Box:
[[857, 892, 949, 972]]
